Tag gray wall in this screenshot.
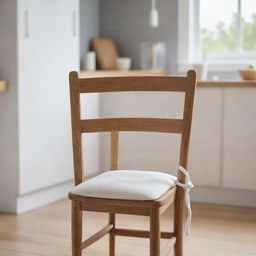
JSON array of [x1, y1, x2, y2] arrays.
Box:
[[80, 0, 99, 69], [0, 0, 19, 213], [100, 0, 178, 73], [96, 0, 181, 172]]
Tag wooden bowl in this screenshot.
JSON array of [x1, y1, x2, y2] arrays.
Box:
[[239, 70, 256, 80]]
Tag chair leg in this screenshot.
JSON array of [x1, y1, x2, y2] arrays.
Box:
[[109, 213, 115, 256], [72, 201, 82, 256], [150, 207, 160, 256], [174, 218, 183, 256], [174, 189, 184, 256]]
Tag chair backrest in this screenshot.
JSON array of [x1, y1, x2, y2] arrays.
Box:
[[69, 71, 197, 186]]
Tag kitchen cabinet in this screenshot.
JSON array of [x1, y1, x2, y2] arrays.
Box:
[[0, 0, 88, 213], [190, 86, 256, 192], [18, 0, 80, 194], [189, 88, 223, 186], [222, 88, 256, 191]]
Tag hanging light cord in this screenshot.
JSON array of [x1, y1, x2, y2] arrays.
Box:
[[152, 0, 156, 9], [150, 0, 159, 27]]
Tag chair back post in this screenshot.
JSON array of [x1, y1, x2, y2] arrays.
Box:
[[69, 72, 84, 185], [174, 70, 196, 254], [179, 69, 197, 180]]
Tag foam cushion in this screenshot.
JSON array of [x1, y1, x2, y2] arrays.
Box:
[[70, 170, 177, 200]]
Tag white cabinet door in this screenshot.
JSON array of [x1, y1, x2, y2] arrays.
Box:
[[18, 0, 79, 194], [223, 88, 256, 191], [189, 88, 223, 186]]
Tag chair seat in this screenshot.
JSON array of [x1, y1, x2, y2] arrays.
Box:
[[70, 170, 178, 201]]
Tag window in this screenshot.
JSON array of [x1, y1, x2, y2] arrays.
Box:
[[178, 0, 256, 71], [199, 0, 256, 57]]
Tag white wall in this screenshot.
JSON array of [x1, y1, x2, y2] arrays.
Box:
[[0, 0, 19, 213]]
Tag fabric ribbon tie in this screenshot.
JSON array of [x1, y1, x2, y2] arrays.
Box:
[[176, 166, 194, 236]]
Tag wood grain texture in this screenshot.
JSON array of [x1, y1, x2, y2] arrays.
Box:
[[80, 201, 150, 216], [111, 131, 119, 170], [158, 187, 177, 214], [81, 224, 113, 249], [0, 80, 8, 91], [1, 200, 255, 256], [71, 201, 82, 256], [110, 131, 118, 255], [109, 213, 115, 256], [115, 229, 174, 239], [150, 207, 160, 256], [79, 76, 189, 93], [174, 70, 197, 256], [80, 118, 183, 134], [91, 38, 119, 70], [69, 72, 84, 186]]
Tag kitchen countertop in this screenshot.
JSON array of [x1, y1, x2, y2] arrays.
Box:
[[80, 70, 256, 87], [2, 73, 255, 91], [1, 73, 255, 92], [197, 80, 256, 87], [79, 70, 167, 77]]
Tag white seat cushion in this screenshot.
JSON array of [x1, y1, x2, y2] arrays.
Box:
[[70, 170, 178, 201]]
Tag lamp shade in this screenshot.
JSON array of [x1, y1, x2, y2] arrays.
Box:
[[150, 8, 159, 27]]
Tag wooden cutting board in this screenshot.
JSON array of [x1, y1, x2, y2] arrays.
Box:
[[92, 38, 119, 70], [0, 80, 8, 91]]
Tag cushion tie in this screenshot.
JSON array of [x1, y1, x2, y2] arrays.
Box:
[[176, 166, 194, 236]]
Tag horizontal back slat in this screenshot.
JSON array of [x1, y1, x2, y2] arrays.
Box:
[[80, 118, 183, 133], [79, 76, 188, 93]]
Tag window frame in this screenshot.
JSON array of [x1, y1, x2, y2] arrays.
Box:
[[177, 0, 256, 72]]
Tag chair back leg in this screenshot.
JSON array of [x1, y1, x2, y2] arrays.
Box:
[[72, 201, 82, 256], [174, 187, 184, 256]]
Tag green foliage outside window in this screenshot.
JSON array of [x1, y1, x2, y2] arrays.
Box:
[[201, 13, 256, 53]]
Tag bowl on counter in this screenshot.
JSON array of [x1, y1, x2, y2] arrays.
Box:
[[116, 57, 132, 71], [239, 70, 256, 80]]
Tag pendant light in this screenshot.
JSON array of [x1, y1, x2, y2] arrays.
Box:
[[150, 0, 159, 27]]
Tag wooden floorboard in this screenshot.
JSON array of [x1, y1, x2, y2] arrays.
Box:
[[0, 200, 255, 256]]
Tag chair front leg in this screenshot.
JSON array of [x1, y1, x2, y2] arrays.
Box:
[[150, 207, 160, 256], [109, 213, 115, 256], [72, 201, 82, 256]]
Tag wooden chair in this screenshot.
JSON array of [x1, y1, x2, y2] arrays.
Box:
[[68, 70, 197, 256]]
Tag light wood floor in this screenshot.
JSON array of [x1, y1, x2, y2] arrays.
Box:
[[0, 200, 255, 256]]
